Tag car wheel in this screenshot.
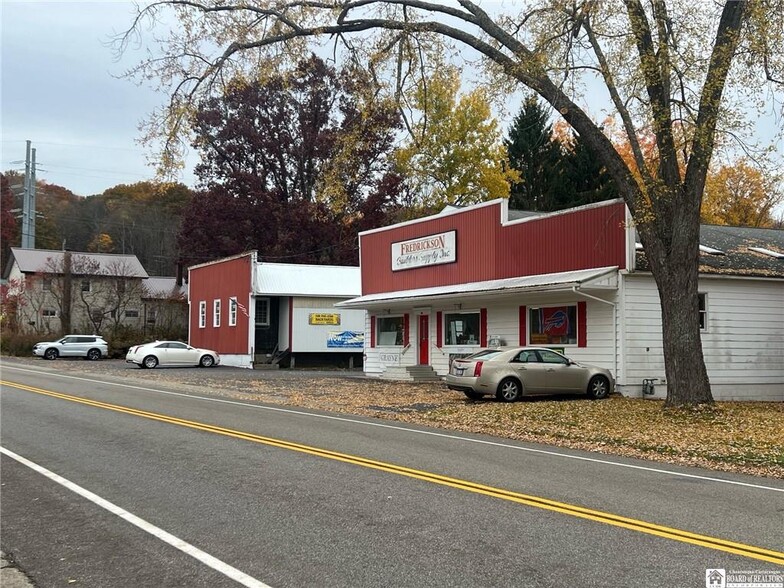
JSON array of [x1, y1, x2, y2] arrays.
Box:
[[143, 355, 159, 369], [44, 348, 59, 360], [463, 390, 484, 400], [496, 378, 522, 402], [587, 375, 610, 400], [86, 348, 102, 361], [199, 355, 215, 368]]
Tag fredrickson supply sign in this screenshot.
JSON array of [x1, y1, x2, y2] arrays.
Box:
[[392, 230, 456, 271]]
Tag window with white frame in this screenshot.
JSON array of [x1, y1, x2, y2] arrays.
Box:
[[529, 305, 578, 345], [444, 312, 480, 346], [199, 301, 207, 328], [81, 280, 91, 292], [698, 293, 707, 331], [255, 298, 270, 327], [43, 278, 52, 291], [377, 316, 404, 346], [213, 299, 221, 327], [42, 308, 57, 317], [229, 298, 238, 326], [125, 309, 139, 318]]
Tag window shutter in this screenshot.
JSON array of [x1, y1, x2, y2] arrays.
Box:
[[436, 311, 442, 347], [578, 301, 587, 347], [480, 308, 488, 346], [403, 313, 410, 346], [370, 315, 376, 348], [519, 306, 527, 345]]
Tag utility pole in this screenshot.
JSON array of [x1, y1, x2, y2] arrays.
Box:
[[21, 140, 38, 249]]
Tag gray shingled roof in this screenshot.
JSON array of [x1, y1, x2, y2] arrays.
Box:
[[7, 248, 149, 279], [636, 225, 784, 278], [142, 276, 187, 299]]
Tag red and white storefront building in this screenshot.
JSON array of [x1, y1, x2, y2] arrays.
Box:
[[338, 199, 784, 401], [188, 252, 364, 368]]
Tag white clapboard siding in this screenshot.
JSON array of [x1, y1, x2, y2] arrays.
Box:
[[364, 294, 617, 380], [620, 274, 784, 401]]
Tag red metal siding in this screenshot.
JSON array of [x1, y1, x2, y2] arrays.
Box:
[[519, 306, 527, 345], [360, 201, 627, 294], [188, 254, 253, 354], [578, 301, 587, 348]]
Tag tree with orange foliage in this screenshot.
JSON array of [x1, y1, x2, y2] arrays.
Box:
[[702, 160, 782, 227]]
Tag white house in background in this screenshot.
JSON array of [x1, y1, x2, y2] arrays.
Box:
[[336, 199, 783, 401], [3, 248, 149, 334], [187, 251, 364, 369]]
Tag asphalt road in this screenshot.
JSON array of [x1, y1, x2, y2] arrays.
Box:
[[1, 360, 782, 587]]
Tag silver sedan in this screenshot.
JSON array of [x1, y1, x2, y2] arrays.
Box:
[[446, 347, 614, 402]]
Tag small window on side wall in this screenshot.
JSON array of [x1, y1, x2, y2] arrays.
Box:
[[229, 298, 238, 327], [256, 298, 270, 327], [699, 293, 707, 331], [377, 316, 404, 346], [213, 299, 221, 327], [444, 312, 480, 345], [199, 301, 207, 328], [529, 305, 578, 346]]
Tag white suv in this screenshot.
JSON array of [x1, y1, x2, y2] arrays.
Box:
[[32, 335, 109, 361]]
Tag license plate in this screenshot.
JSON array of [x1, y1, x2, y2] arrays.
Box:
[[453, 367, 465, 376]]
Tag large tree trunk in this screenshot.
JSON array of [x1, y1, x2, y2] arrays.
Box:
[[638, 190, 714, 407], [653, 249, 713, 407]]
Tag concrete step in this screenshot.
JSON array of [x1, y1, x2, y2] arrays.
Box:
[[380, 365, 443, 382]]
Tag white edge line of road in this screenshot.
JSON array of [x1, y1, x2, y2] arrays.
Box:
[[4, 365, 783, 494], [0, 446, 272, 588]]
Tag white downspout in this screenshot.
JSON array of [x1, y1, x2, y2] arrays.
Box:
[[572, 286, 618, 386]]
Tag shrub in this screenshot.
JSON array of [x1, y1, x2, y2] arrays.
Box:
[[0, 331, 45, 356]]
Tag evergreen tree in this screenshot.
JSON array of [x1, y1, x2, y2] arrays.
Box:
[[557, 132, 619, 208], [504, 95, 562, 211]]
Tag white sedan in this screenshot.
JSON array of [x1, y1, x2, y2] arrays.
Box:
[[126, 341, 220, 369]]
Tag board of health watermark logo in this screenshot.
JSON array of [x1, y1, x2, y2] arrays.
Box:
[[706, 569, 784, 588]]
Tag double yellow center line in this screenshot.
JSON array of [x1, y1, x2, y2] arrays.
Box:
[[4, 379, 783, 566]]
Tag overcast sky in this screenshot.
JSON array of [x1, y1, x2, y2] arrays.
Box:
[[1, 1, 197, 196]]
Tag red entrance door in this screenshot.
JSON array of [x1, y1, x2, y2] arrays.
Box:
[[418, 314, 429, 365]]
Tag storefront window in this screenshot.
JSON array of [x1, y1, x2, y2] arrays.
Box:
[[529, 305, 577, 345], [445, 312, 480, 345], [377, 316, 404, 346]]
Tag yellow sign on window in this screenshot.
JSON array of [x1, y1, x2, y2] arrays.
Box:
[[309, 313, 341, 325]]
